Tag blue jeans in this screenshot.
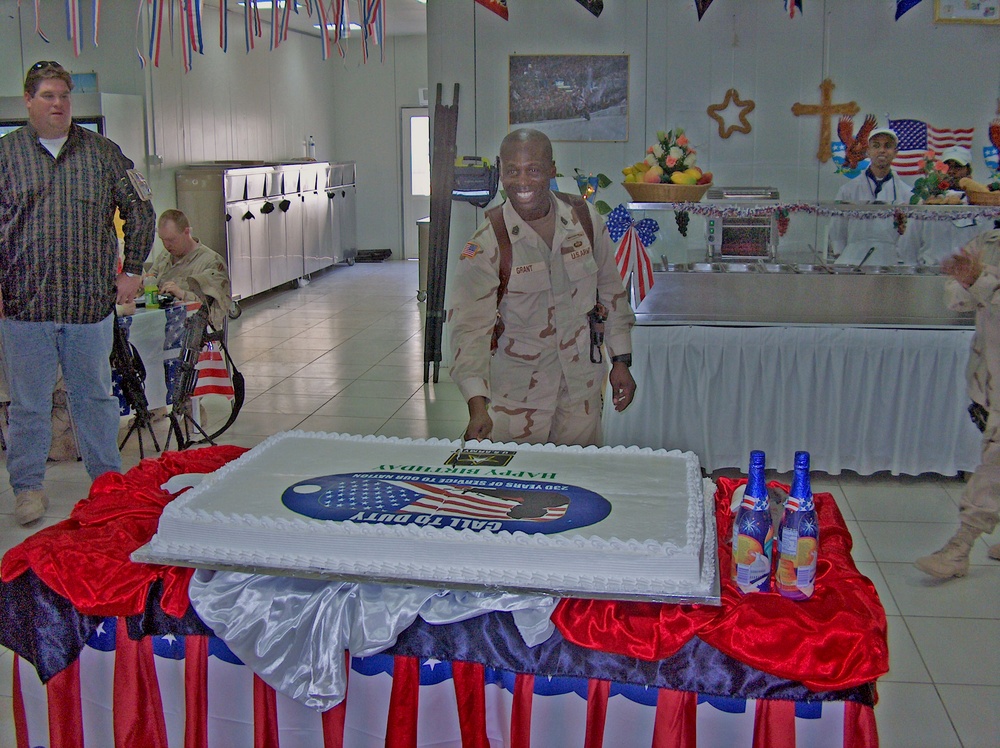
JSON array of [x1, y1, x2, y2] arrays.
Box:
[[0, 316, 122, 491]]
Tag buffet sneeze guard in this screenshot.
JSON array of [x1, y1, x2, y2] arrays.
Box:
[[706, 186, 780, 261]]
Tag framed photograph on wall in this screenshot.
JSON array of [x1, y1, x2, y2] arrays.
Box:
[[508, 54, 629, 142], [934, 0, 999, 23]]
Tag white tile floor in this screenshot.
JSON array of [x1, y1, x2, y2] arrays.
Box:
[[1, 260, 999, 747]]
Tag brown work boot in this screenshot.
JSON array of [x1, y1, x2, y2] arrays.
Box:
[[915, 524, 981, 579], [14, 489, 49, 526], [988, 544, 1000, 562]]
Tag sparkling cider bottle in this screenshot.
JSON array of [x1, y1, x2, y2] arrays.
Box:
[[732, 450, 774, 594], [777, 451, 819, 600]]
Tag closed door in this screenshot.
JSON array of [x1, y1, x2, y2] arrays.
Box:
[[401, 107, 430, 260]]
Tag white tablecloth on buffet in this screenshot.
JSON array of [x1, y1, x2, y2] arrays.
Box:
[[603, 324, 981, 475]]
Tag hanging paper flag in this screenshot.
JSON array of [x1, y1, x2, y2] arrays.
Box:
[[134, 0, 146, 67], [93, 0, 101, 47], [574, 0, 603, 17], [784, 0, 803, 18], [278, 0, 292, 47], [220, 0, 228, 53], [888, 118, 975, 176], [332, 0, 350, 57], [67, 0, 82, 56], [895, 0, 924, 20], [358, 0, 384, 63], [694, 0, 715, 20], [33, 0, 51, 42], [475, 0, 508, 21], [189, 0, 204, 55], [179, 0, 192, 71], [606, 205, 658, 303], [149, 0, 166, 66]]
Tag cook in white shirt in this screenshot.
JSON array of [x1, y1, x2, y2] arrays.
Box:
[[829, 128, 913, 266], [899, 146, 986, 266]]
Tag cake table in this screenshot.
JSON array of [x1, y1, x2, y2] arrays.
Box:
[[0, 445, 887, 747]]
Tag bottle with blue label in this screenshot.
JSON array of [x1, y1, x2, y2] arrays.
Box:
[[732, 450, 774, 594], [777, 451, 819, 600]]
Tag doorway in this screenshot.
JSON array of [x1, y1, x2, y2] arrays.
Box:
[[400, 107, 430, 260]]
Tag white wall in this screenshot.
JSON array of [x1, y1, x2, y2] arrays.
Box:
[[429, 0, 1000, 263], [0, 0, 427, 258]]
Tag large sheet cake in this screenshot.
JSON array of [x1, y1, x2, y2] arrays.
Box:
[[144, 432, 718, 601]]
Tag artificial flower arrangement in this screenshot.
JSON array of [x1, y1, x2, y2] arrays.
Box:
[[909, 151, 961, 205], [622, 128, 713, 186]]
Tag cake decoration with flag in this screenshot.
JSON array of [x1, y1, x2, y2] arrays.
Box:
[[888, 118, 975, 176], [606, 205, 658, 304], [282, 472, 612, 535]]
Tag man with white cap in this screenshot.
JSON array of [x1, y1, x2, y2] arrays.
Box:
[[899, 146, 986, 266], [829, 127, 913, 266]]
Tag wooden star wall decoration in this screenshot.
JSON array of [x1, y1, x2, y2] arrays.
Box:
[[792, 78, 859, 163], [707, 88, 756, 138]]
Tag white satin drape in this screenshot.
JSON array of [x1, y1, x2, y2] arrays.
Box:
[[603, 325, 980, 475], [189, 570, 556, 711]]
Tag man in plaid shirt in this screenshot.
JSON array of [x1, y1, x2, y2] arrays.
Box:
[[0, 61, 155, 525]]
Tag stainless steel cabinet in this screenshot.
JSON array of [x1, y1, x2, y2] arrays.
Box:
[[177, 160, 357, 302]]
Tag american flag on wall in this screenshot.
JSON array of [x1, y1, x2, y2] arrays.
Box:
[[888, 118, 975, 176]]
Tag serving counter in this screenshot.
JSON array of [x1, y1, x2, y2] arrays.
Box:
[[603, 267, 981, 475]]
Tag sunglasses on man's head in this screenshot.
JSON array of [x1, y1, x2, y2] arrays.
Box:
[[30, 61, 62, 72]]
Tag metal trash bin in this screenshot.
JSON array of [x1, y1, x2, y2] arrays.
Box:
[[417, 217, 430, 302]]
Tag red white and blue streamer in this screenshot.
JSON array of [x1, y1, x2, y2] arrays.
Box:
[[332, 0, 350, 57], [32, 0, 52, 43], [314, 0, 334, 60], [148, 0, 165, 66], [66, 0, 82, 56], [607, 205, 658, 303], [219, 0, 228, 52], [92, 0, 101, 47], [359, 0, 384, 63]]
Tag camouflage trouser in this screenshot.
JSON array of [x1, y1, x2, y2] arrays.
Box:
[[960, 414, 1000, 534], [490, 375, 603, 448]]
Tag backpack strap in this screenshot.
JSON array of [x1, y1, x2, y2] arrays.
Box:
[[485, 205, 511, 352], [485, 204, 513, 308]]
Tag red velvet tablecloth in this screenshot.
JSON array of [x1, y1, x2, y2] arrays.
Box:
[[553, 477, 888, 691]]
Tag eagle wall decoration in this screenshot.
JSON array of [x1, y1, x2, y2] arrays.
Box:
[[836, 114, 878, 171]]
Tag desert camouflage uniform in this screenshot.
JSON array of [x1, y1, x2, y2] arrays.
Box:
[[147, 242, 232, 330], [448, 195, 634, 446], [945, 229, 1000, 534]]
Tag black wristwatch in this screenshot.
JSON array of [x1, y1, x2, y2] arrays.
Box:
[[611, 354, 632, 367]]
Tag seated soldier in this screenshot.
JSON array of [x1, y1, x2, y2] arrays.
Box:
[[147, 209, 232, 330]]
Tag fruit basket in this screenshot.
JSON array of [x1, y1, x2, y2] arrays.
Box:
[[623, 181, 711, 203], [966, 190, 1000, 206]]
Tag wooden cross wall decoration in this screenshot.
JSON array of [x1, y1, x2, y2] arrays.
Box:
[[791, 78, 860, 163]]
